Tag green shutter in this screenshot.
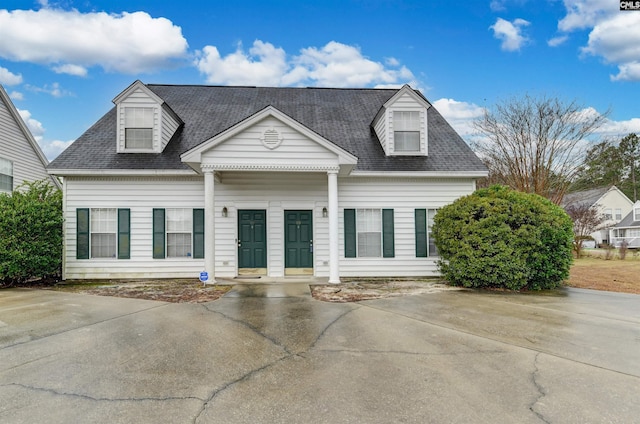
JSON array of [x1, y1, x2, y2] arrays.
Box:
[[382, 209, 395, 258], [76, 208, 89, 259], [117, 208, 130, 259], [193, 208, 205, 259], [415, 209, 427, 257], [152, 208, 165, 259], [344, 209, 356, 258]]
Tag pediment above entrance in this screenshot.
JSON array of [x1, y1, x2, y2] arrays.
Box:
[[181, 106, 357, 174]]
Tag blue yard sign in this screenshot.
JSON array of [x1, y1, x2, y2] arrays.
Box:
[[199, 271, 209, 283]]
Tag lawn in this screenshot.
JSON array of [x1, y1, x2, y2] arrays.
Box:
[[567, 256, 640, 295]]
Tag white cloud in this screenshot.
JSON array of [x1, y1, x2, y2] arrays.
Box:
[[596, 116, 640, 138], [9, 91, 23, 100], [53, 64, 88, 77], [195, 40, 417, 88], [432, 98, 485, 137], [0, 8, 188, 74], [555, 1, 640, 81], [18, 108, 73, 160], [490, 18, 531, 52], [40, 139, 74, 161], [548, 35, 569, 47], [17, 108, 45, 138], [0, 66, 22, 85], [26, 82, 71, 98]]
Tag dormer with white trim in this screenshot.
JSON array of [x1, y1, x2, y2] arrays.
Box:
[[372, 84, 431, 156], [113, 80, 183, 153]]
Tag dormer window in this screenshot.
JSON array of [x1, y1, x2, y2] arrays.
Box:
[[125, 107, 154, 150], [634, 207, 640, 222], [393, 111, 420, 152]]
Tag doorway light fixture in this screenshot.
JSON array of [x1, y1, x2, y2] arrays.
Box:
[[222, 206, 228, 218], [322, 207, 328, 218]]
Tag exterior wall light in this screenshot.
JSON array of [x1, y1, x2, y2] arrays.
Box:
[[322, 207, 328, 218], [222, 206, 228, 218]]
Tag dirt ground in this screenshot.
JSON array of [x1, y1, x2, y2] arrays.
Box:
[[40, 255, 640, 303]]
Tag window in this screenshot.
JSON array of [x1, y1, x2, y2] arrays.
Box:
[[634, 207, 640, 222], [615, 208, 622, 221], [604, 208, 612, 220], [125, 107, 154, 149], [0, 157, 12, 192], [77, 208, 130, 259], [393, 111, 420, 152], [344, 209, 394, 258], [415, 209, 438, 257], [153, 208, 204, 259], [167, 208, 192, 257]]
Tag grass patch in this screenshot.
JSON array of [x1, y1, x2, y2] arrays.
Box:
[[567, 257, 640, 294]]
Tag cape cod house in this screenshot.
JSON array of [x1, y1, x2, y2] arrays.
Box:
[[562, 186, 633, 247], [0, 84, 60, 193], [47, 81, 487, 282]]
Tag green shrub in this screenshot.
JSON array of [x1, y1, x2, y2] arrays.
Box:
[[432, 185, 573, 290], [0, 180, 63, 286]]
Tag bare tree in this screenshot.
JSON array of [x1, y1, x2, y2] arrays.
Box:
[[564, 203, 605, 258], [473, 94, 609, 204]]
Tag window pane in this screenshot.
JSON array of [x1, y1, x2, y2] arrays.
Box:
[[394, 111, 420, 131], [357, 209, 381, 257], [427, 209, 438, 257], [91, 233, 116, 258], [90, 208, 116, 258], [394, 132, 420, 152], [167, 233, 192, 257], [125, 128, 153, 149], [167, 209, 192, 232], [125, 107, 154, 127], [0, 158, 12, 192]]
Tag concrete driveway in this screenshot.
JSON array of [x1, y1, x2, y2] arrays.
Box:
[[0, 285, 639, 423]]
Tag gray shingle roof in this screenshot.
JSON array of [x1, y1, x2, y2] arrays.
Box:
[[562, 186, 610, 208], [48, 84, 487, 173]]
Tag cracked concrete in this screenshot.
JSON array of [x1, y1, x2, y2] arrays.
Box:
[[1, 285, 639, 423]]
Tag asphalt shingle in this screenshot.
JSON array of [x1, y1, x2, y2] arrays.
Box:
[[48, 84, 487, 173]]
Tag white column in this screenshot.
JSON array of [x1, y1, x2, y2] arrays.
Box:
[[204, 169, 216, 283], [328, 170, 340, 284]]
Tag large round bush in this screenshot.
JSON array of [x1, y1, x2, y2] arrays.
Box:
[[432, 185, 573, 290]]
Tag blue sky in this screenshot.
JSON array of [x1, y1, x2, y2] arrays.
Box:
[[1, 0, 639, 160]]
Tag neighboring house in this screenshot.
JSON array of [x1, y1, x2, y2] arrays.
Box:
[[562, 186, 633, 246], [610, 201, 640, 248], [48, 81, 487, 282], [0, 84, 60, 192]]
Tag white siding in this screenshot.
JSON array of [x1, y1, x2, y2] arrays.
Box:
[[202, 116, 338, 168], [0, 94, 51, 190], [373, 112, 389, 154], [337, 177, 476, 277], [63, 174, 477, 280], [161, 103, 181, 150]]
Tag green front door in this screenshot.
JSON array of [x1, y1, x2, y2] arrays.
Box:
[[285, 210, 313, 273], [238, 210, 267, 271]]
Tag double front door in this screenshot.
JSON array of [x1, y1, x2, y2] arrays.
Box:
[[237, 209, 313, 274]]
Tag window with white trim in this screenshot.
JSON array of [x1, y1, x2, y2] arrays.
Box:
[[90, 208, 117, 258], [357, 209, 382, 257], [166, 208, 192, 257], [615, 208, 622, 221], [604, 208, 612, 220], [415, 208, 438, 257], [393, 111, 420, 152], [634, 207, 640, 222], [0, 157, 13, 192], [125, 107, 154, 149]]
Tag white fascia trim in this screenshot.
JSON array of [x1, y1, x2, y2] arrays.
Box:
[[47, 169, 198, 177], [349, 170, 489, 178]]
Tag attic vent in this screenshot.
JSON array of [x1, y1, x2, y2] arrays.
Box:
[[260, 128, 283, 150]]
